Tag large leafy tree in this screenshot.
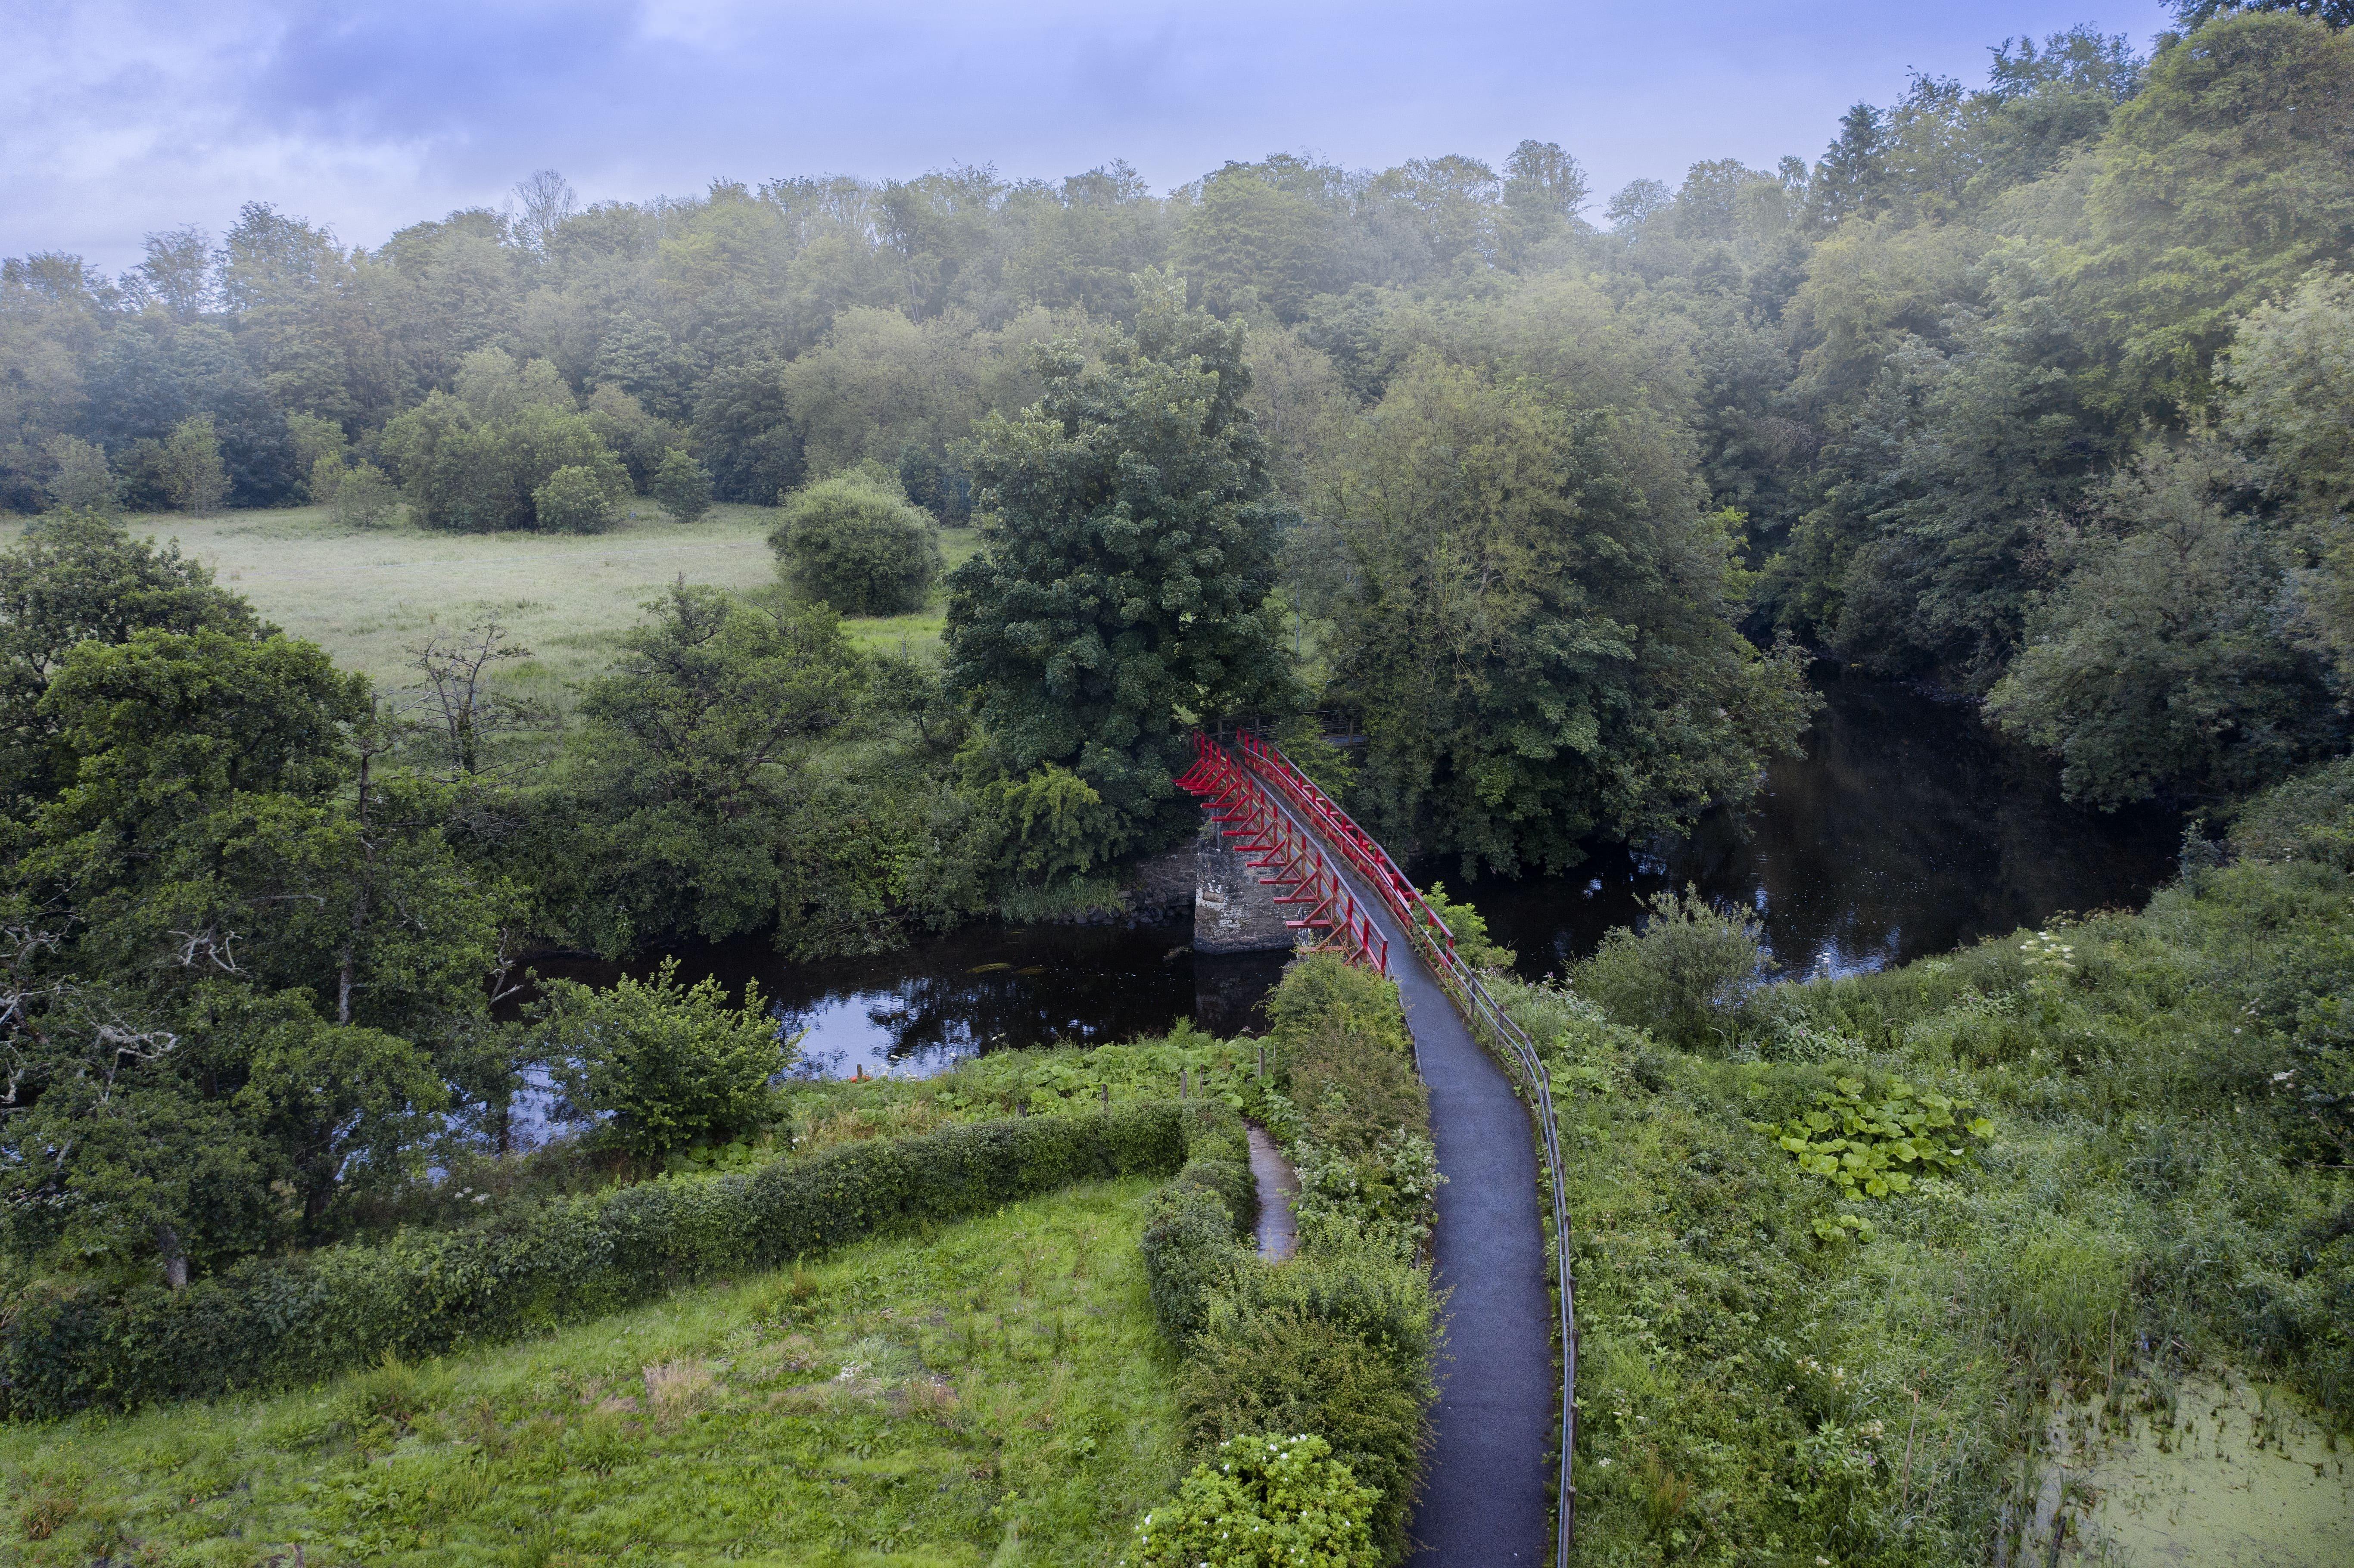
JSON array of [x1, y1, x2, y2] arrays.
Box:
[[1317, 354, 1815, 877], [944, 275, 1300, 863]]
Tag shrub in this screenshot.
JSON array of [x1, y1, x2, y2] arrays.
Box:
[[1179, 1303, 1428, 1560], [1140, 1182, 1247, 1343], [0, 1103, 1186, 1419], [330, 461, 401, 529], [771, 474, 941, 615], [537, 958, 789, 1162], [1127, 1433, 1380, 1568], [1417, 881, 1515, 971], [533, 463, 617, 533], [651, 448, 714, 523], [1572, 884, 1766, 1048]]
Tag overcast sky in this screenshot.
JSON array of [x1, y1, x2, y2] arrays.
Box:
[[7, 0, 2177, 273]]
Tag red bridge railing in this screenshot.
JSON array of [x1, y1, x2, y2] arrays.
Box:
[[1194, 728, 1580, 1565], [1176, 734, 1389, 973]]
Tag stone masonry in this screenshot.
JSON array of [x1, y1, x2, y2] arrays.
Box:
[[1193, 817, 1299, 953]]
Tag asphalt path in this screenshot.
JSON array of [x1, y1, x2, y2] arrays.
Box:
[[1265, 800, 1555, 1565]]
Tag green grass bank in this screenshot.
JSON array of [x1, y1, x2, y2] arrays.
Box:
[[0, 1178, 1180, 1567]]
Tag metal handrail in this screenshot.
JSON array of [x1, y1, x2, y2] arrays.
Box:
[[1216, 731, 1579, 1563]]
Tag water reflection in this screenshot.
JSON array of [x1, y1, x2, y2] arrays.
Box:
[[532, 921, 1291, 1081], [545, 671, 2182, 1078], [1428, 669, 2183, 982]]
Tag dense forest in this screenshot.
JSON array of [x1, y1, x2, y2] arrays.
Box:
[[0, 0, 2348, 1373]]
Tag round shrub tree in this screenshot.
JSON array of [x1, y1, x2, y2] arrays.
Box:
[[532, 463, 618, 533], [652, 447, 714, 523], [536, 958, 790, 1161], [770, 474, 941, 615], [1129, 1433, 1379, 1568]]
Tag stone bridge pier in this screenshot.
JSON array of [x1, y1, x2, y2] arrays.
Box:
[[1191, 817, 1299, 954]]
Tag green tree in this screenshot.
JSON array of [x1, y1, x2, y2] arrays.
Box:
[[1986, 448, 2347, 806], [772, 473, 940, 614], [536, 958, 789, 1161], [2069, 11, 2354, 418], [162, 413, 230, 512], [0, 510, 262, 804], [1177, 170, 1339, 321], [945, 277, 1299, 863], [44, 436, 116, 512], [1318, 354, 1815, 876], [330, 460, 401, 529], [651, 447, 714, 522], [1572, 886, 1768, 1048], [533, 463, 617, 533], [551, 586, 866, 950]]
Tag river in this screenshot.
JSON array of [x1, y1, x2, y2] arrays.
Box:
[[545, 670, 2181, 1079]]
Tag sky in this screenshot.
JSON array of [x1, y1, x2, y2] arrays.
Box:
[[7, 0, 2178, 274]]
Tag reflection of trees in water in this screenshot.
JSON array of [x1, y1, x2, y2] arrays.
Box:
[[1449, 675, 2180, 980], [780, 961, 1200, 1067]]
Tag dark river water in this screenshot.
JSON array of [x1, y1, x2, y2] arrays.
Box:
[[547, 670, 2181, 1079]]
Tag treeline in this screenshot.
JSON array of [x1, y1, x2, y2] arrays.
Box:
[[5, 13, 2344, 823]]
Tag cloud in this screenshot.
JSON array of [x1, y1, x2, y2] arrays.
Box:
[[3, 0, 2174, 271]]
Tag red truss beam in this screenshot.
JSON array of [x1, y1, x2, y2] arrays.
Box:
[[1174, 733, 1388, 975]]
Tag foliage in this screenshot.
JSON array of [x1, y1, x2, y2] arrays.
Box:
[[0, 509, 261, 803], [40, 437, 114, 513], [770, 472, 940, 614], [0, 1102, 1187, 1418], [545, 584, 869, 953], [650, 445, 714, 522], [946, 275, 1300, 861], [1572, 885, 1769, 1048], [1760, 1075, 1993, 1206], [1310, 347, 1818, 875], [1986, 444, 2348, 805], [0, 1180, 1189, 1565], [379, 381, 631, 533], [1131, 958, 1438, 1562], [327, 459, 399, 528], [1416, 881, 1514, 971], [528, 462, 614, 533], [536, 957, 791, 1160], [1127, 1432, 1381, 1568], [1509, 753, 2354, 1562]]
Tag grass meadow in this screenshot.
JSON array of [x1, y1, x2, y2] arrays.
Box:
[[3, 504, 981, 712], [0, 1177, 1180, 1568]]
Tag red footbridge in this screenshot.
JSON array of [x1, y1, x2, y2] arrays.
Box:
[[1177, 728, 1580, 1566]]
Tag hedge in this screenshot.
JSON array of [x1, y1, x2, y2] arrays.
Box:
[[0, 1103, 1186, 1419]]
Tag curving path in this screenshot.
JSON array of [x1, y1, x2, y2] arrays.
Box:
[[1265, 799, 1555, 1564]]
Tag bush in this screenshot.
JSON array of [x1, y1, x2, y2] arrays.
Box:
[[537, 958, 788, 1162], [0, 1103, 1186, 1419], [533, 463, 617, 533], [1140, 1181, 1247, 1342], [1572, 884, 1766, 1048], [1179, 1301, 1428, 1560], [771, 474, 941, 615], [1128, 1433, 1380, 1568], [651, 448, 714, 523], [1417, 881, 1515, 971], [330, 461, 401, 529]]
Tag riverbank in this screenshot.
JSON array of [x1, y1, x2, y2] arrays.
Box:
[[1511, 757, 2353, 1563]]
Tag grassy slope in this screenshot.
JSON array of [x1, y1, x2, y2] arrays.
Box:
[[0, 1178, 1180, 1568], [0, 505, 981, 707], [1512, 794, 2354, 1565]]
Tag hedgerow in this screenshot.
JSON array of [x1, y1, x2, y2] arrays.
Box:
[[1136, 955, 1439, 1564], [0, 1103, 1184, 1419]]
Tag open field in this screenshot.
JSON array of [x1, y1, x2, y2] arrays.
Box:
[[3, 505, 980, 703], [0, 1176, 1179, 1567]]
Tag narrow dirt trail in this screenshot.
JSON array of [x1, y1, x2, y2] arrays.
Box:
[[1266, 799, 1555, 1564]]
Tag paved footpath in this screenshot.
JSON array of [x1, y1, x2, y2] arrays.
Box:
[[1270, 803, 1555, 1565]]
